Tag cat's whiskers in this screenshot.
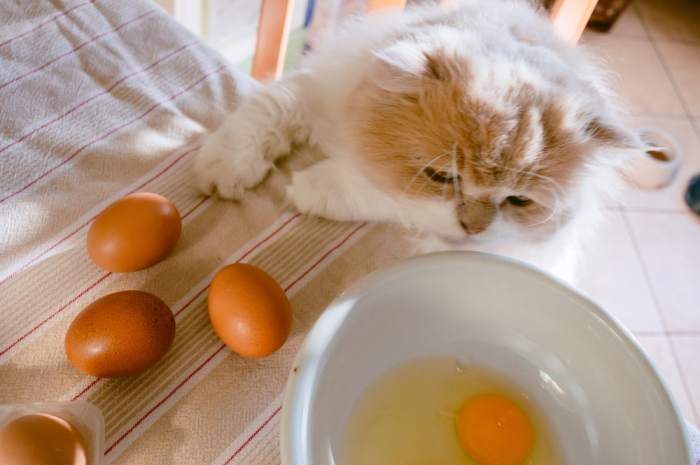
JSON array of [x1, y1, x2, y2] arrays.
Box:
[[450, 143, 462, 202], [401, 150, 453, 196], [387, 151, 455, 228], [474, 160, 564, 218], [427, 157, 458, 201], [524, 185, 562, 228], [452, 153, 565, 228], [511, 171, 565, 228]]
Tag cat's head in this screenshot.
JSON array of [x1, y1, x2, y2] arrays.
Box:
[[347, 30, 640, 245]]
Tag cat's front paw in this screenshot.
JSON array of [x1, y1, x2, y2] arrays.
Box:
[[193, 133, 271, 200], [286, 168, 328, 216], [286, 161, 356, 220]]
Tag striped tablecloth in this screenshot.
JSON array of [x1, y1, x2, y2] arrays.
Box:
[[1, 1, 698, 464], [0, 1, 410, 463]]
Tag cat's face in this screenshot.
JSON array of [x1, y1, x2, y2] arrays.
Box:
[[348, 42, 637, 244]]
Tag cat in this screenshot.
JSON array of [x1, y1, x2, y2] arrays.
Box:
[[193, 0, 641, 283]]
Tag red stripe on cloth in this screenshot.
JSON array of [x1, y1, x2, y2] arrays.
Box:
[[214, 223, 367, 464], [171, 213, 302, 319], [102, 223, 365, 456], [70, 213, 301, 401], [104, 343, 228, 455], [222, 406, 282, 465], [234, 214, 302, 266], [0, 193, 209, 360], [0, 64, 226, 205], [71, 377, 102, 401], [0, 145, 200, 287], [0, 9, 157, 91], [0, 0, 98, 49], [0, 41, 198, 155], [284, 222, 367, 292], [0, 272, 112, 358]]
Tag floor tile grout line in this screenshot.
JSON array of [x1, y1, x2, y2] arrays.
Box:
[[620, 210, 700, 424], [612, 11, 695, 399], [619, 6, 700, 414], [635, 2, 700, 142], [648, 38, 700, 48], [634, 13, 700, 424], [630, 2, 653, 41], [630, 1, 700, 48]]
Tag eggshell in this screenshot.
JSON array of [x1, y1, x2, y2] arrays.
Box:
[[87, 192, 181, 272], [0, 413, 88, 465], [208, 264, 292, 358], [65, 291, 175, 377]]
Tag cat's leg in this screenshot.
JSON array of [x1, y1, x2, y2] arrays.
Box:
[[287, 159, 401, 222], [194, 77, 308, 199]]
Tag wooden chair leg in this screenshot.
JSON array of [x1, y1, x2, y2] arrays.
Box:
[[549, 0, 599, 43], [252, 0, 295, 81]]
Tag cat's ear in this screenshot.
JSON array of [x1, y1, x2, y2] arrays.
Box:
[[423, 51, 461, 81], [371, 42, 429, 93], [585, 117, 642, 150], [585, 116, 649, 168], [371, 43, 458, 93]]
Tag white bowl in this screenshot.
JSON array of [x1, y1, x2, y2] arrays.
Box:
[[281, 252, 692, 465]]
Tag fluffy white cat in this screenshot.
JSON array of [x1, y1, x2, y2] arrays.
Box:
[[193, 0, 640, 283]]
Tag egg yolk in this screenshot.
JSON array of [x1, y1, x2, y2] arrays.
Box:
[[456, 393, 534, 465]]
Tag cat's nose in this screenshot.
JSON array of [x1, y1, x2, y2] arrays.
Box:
[[460, 220, 486, 235]]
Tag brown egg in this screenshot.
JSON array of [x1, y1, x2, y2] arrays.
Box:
[[87, 192, 181, 272], [208, 264, 292, 358], [65, 290, 175, 377], [0, 414, 88, 465]]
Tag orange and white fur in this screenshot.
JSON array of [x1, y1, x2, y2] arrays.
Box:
[[194, 0, 640, 283]]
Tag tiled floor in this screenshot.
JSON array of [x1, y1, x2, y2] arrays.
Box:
[[578, 0, 700, 426]]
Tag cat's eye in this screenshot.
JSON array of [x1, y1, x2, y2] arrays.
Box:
[[424, 167, 456, 184], [506, 195, 533, 207]]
